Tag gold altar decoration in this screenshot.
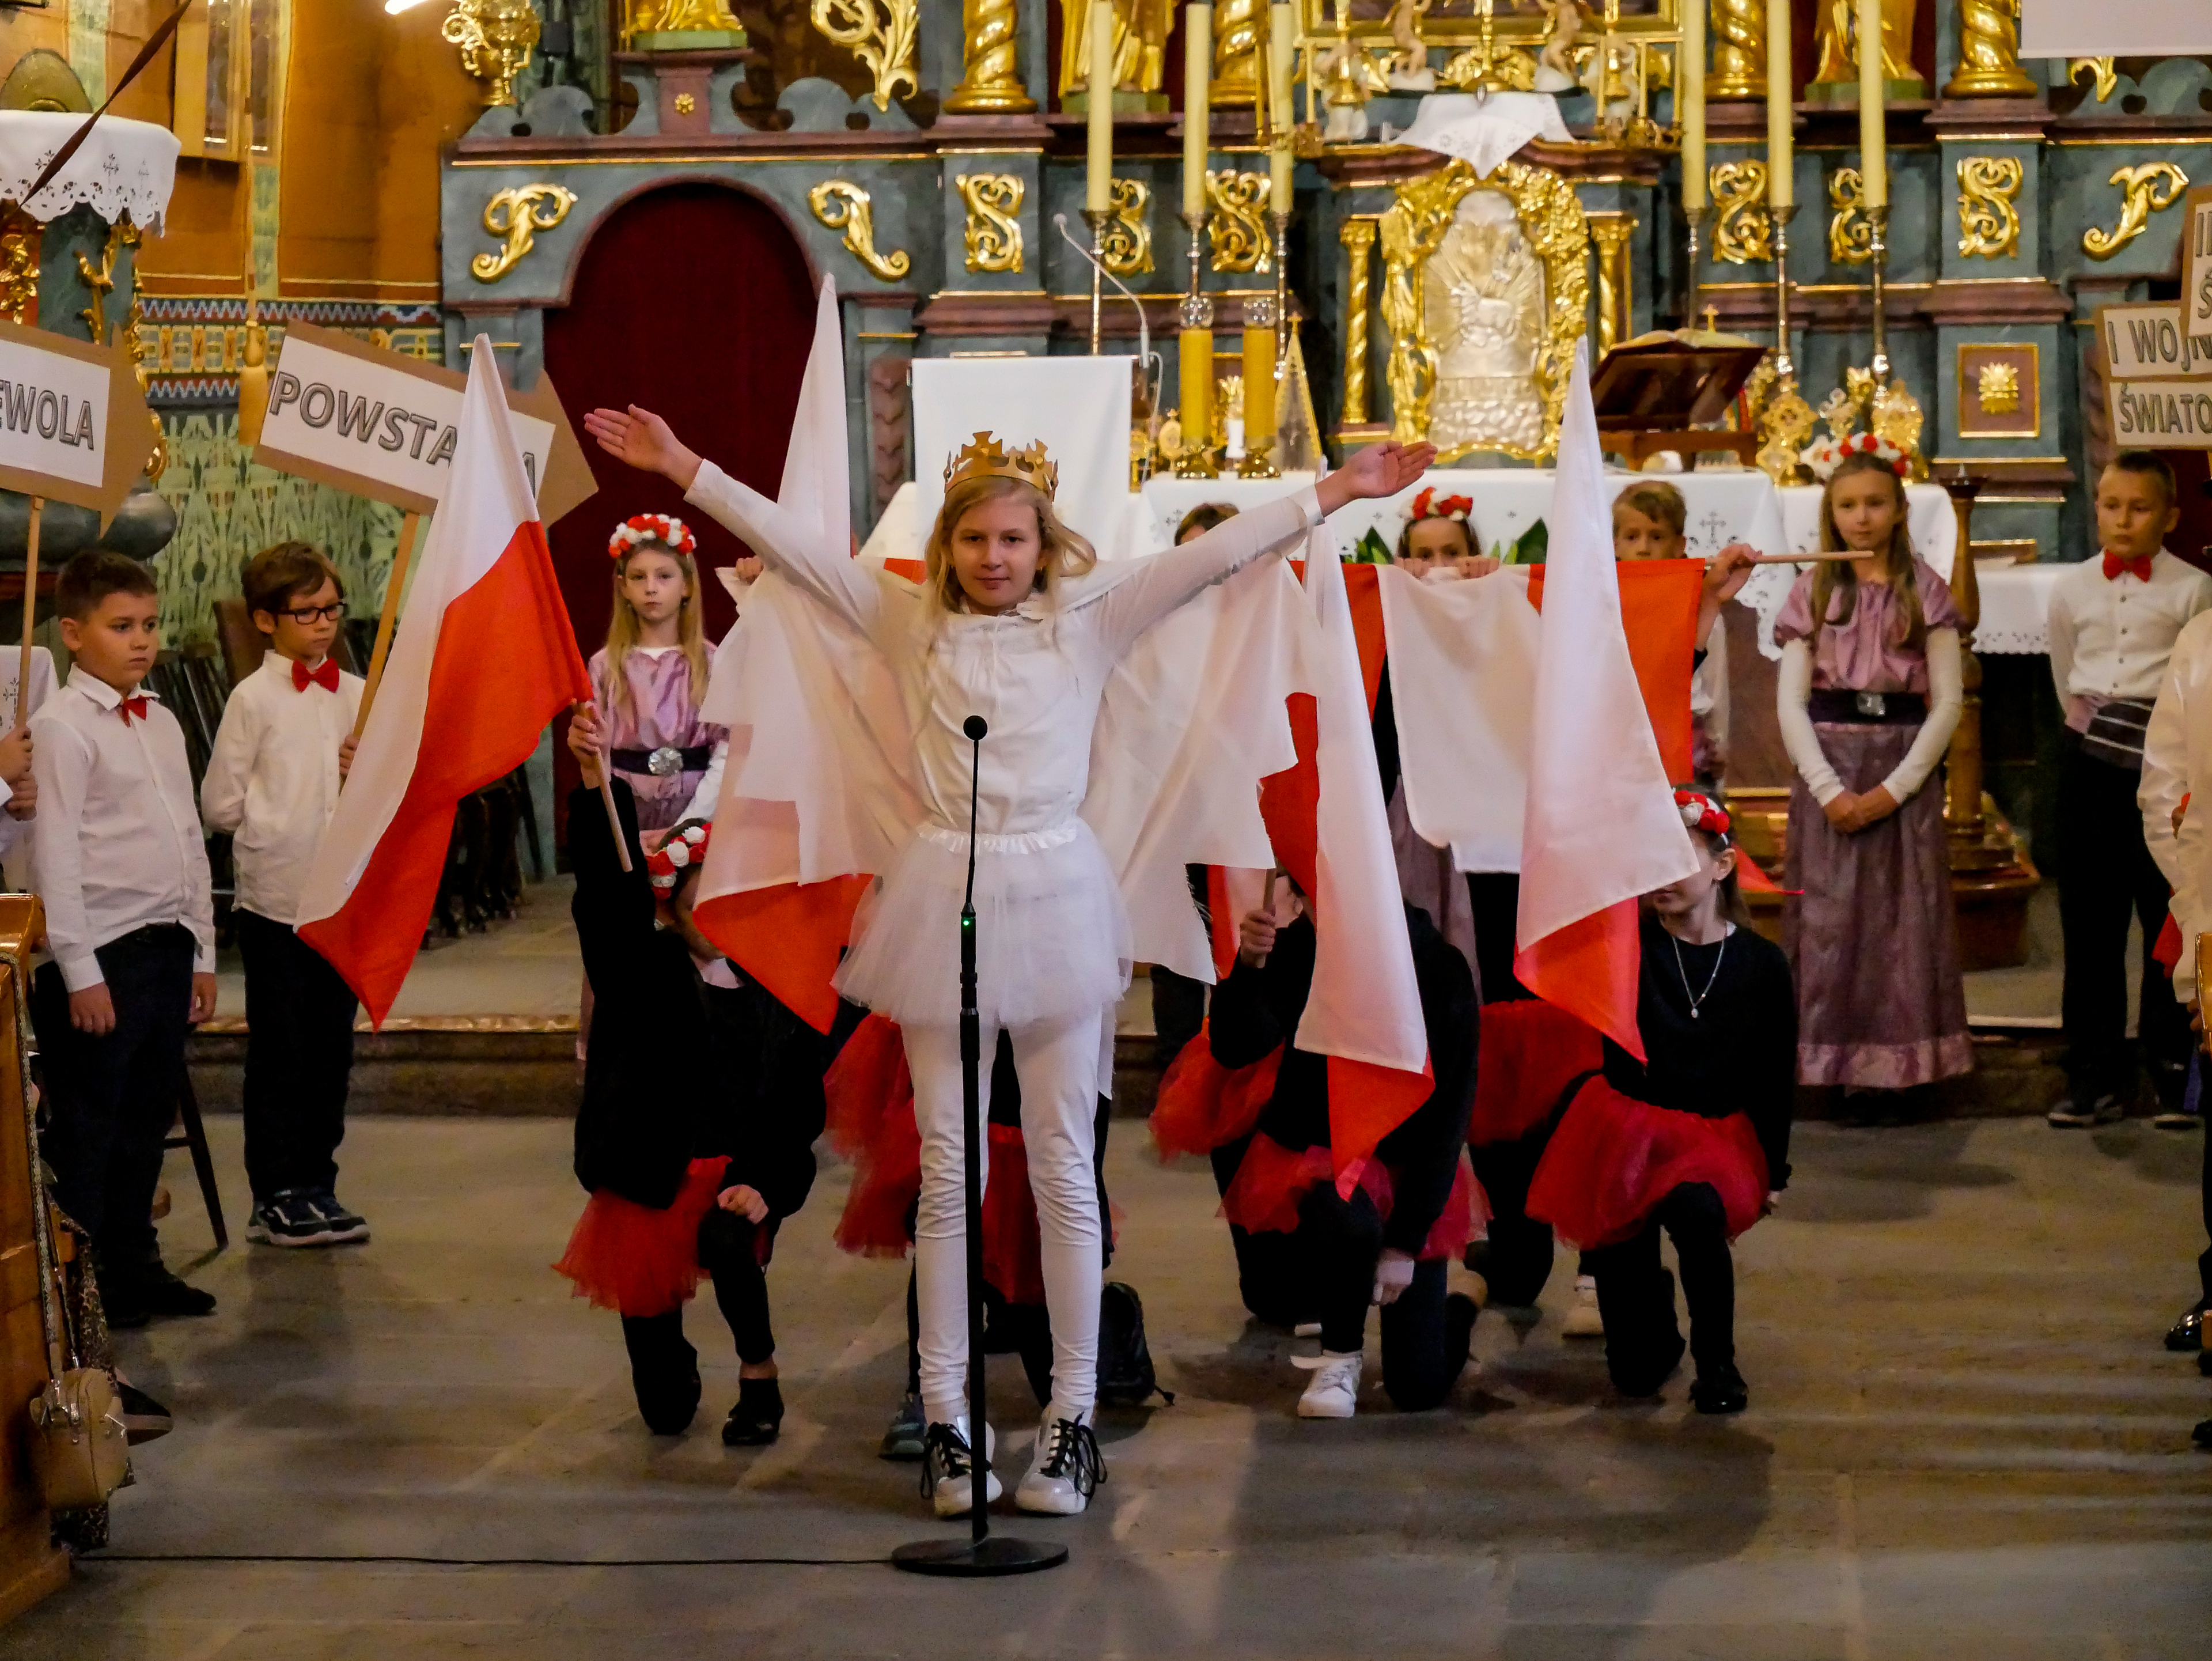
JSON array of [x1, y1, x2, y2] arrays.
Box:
[[1708, 0, 1765, 100], [1206, 170, 1274, 274], [1955, 156, 2022, 260], [0, 210, 36, 327], [442, 0, 541, 108], [2084, 162, 2189, 260], [1828, 168, 1873, 266], [1755, 376, 1815, 483], [1870, 375, 1926, 478], [1339, 217, 1378, 427], [2068, 56, 2116, 102], [1103, 178, 1154, 276], [1710, 161, 1773, 265], [1059, 0, 1171, 95], [1375, 157, 1589, 463], [1943, 0, 2035, 98], [74, 221, 124, 346], [945, 0, 1037, 112], [1810, 0, 1920, 89], [115, 225, 164, 486], [808, 180, 912, 280], [1213, 0, 1264, 107], [471, 184, 578, 283], [1438, 0, 1537, 94], [811, 0, 920, 111], [625, 0, 746, 44], [1977, 362, 2018, 414], [1383, 0, 1433, 82], [957, 173, 1026, 272], [1587, 211, 1637, 356]]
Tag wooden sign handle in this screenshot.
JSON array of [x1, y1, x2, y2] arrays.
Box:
[[16, 495, 41, 730], [353, 510, 420, 743], [1749, 551, 1863, 565], [571, 701, 632, 875]]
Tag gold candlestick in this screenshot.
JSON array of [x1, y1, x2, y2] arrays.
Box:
[[1083, 206, 1110, 355], [1866, 202, 1891, 383], [1176, 207, 1222, 477], [1684, 200, 1710, 335], [1755, 201, 1815, 483]]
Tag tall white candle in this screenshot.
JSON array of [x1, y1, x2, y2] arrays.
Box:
[[1267, 0, 1294, 214], [1088, 0, 1115, 214], [1855, 0, 1885, 208], [1681, 0, 1706, 210], [1183, 2, 1212, 220], [1765, 0, 1792, 209]]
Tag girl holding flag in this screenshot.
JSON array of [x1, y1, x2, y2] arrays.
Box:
[[582, 398, 1433, 1519]]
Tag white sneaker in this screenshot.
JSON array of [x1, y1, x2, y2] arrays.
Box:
[[1295, 1350, 1362, 1418], [1562, 1275, 1605, 1339], [1014, 1406, 1105, 1516], [921, 1416, 999, 1519]]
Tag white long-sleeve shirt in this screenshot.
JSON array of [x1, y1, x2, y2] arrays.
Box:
[[31, 671, 215, 991], [684, 461, 1321, 837], [2047, 547, 2212, 728], [2139, 610, 2212, 994], [1775, 628, 1963, 806], [200, 652, 364, 924]]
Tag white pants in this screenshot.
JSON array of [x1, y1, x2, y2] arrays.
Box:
[[903, 1011, 1104, 1429]]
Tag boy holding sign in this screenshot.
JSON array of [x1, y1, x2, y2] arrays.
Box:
[[29, 551, 218, 1327]]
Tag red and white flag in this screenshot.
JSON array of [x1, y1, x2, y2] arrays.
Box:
[[296, 338, 592, 1026], [1513, 344, 1701, 1059]]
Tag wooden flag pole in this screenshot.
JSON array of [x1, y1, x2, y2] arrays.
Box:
[[353, 510, 420, 742], [16, 495, 40, 729], [573, 700, 632, 874], [1749, 551, 1862, 565]]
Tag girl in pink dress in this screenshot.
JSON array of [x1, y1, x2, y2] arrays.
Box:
[[588, 514, 726, 837]]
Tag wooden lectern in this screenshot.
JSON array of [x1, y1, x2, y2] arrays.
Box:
[[1590, 335, 1770, 471]]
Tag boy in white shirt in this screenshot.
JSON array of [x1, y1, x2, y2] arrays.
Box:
[[202, 543, 366, 1248], [2046, 452, 2212, 1126], [29, 552, 217, 1327]]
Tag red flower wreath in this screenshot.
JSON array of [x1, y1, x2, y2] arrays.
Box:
[[608, 513, 697, 561]]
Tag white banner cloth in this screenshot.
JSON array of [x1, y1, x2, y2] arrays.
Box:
[[0, 111, 179, 232]]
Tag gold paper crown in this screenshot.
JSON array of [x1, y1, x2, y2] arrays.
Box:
[[943, 430, 1058, 500]]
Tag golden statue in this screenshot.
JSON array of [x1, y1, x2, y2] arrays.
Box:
[[1810, 0, 1924, 93], [626, 0, 745, 41], [1213, 0, 1263, 107], [1425, 190, 1548, 457], [1059, 0, 1171, 96]]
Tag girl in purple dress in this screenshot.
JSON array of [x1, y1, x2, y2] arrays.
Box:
[[1774, 452, 1971, 1098], [588, 513, 726, 838]]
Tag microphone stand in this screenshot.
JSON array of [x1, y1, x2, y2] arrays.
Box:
[[892, 716, 1068, 1578]]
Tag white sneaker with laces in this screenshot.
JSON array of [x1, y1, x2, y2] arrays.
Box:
[[1562, 1274, 1605, 1339], [921, 1416, 998, 1519], [1295, 1350, 1362, 1418], [1015, 1406, 1105, 1515]]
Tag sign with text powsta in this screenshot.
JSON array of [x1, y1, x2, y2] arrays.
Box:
[[0, 320, 155, 521], [255, 322, 594, 523]]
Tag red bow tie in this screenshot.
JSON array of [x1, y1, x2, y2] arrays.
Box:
[[293, 657, 340, 693], [117, 695, 148, 725], [2103, 551, 2154, 582]]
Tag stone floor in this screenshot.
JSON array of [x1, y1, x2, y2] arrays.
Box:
[[9, 1110, 2209, 1659]]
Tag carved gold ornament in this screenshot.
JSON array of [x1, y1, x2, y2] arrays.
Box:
[[1588, 213, 1635, 355], [1206, 170, 1273, 275], [1710, 161, 1773, 265], [945, 0, 1036, 112], [2069, 56, 2116, 102], [442, 0, 542, 108], [808, 180, 912, 280], [1340, 217, 1378, 427], [1942, 0, 2034, 98], [1870, 376, 1926, 479], [1376, 157, 1589, 464], [75, 220, 125, 343], [1708, 0, 1766, 100], [2084, 162, 2190, 261], [1828, 167, 1872, 266], [1103, 177, 1154, 278], [811, 0, 920, 112], [957, 173, 1025, 273], [1976, 361, 2020, 414], [626, 0, 745, 37], [673, 92, 696, 114], [472, 184, 579, 283], [0, 210, 37, 327], [1756, 377, 1816, 485], [1956, 156, 2022, 259], [1211, 0, 1263, 105], [1059, 0, 1172, 97]]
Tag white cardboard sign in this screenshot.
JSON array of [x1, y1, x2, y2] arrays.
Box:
[[0, 320, 156, 522], [2108, 378, 2212, 449], [2096, 301, 2212, 381]]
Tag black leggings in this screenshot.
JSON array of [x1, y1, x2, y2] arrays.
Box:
[[1584, 1181, 1734, 1394], [621, 1209, 778, 1421], [1468, 1132, 1559, 1308], [1295, 1181, 1465, 1411]]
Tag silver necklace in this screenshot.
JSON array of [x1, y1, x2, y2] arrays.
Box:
[[1670, 926, 1728, 1020]]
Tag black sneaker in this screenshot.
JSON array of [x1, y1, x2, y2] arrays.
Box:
[[247, 1190, 338, 1247], [1690, 1364, 1749, 1415], [306, 1189, 370, 1244], [880, 1390, 927, 1461], [721, 1376, 783, 1447]]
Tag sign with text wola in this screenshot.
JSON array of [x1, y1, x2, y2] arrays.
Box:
[[0, 320, 154, 522], [256, 323, 594, 523]]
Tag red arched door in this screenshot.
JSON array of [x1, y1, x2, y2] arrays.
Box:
[[541, 182, 817, 827]]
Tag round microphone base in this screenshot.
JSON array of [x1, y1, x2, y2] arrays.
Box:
[[891, 1535, 1070, 1577]]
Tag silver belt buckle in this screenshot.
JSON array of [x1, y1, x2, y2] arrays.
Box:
[[646, 744, 683, 777], [1854, 691, 1887, 718]]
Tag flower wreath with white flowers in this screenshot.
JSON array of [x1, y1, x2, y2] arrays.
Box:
[[1797, 430, 1908, 483], [646, 820, 712, 893], [608, 513, 697, 561]]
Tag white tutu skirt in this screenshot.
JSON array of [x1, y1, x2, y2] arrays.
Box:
[[835, 819, 1133, 1029]]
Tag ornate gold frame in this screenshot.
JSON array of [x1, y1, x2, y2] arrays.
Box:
[[1298, 0, 1685, 51], [1375, 157, 1589, 464]]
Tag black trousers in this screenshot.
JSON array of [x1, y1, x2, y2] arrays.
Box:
[[31, 925, 195, 1280], [2058, 738, 2192, 1101], [1584, 1181, 1734, 1394], [1465, 872, 1531, 1004], [236, 909, 359, 1204], [2199, 1099, 2211, 1310], [1150, 966, 1208, 1073], [620, 1209, 779, 1425], [1468, 1132, 1559, 1308]]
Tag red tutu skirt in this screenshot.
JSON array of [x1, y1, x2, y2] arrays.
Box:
[[1219, 1132, 1483, 1262], [1150, 1026, 1283, 1160], [1524, 1079, 1768, 1250], [554, 1156, 732, 1318], [1471, 999, 1605, 1146]]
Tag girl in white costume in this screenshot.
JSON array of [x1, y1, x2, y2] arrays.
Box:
[[585, 403, 1432, 1518]]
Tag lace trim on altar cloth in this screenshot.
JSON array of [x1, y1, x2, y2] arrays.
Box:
[[0, 112, 180, 235]]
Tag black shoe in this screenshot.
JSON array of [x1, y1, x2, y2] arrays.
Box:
[[306, 1189, 370, 1244], [2200, 1350, 2212, 1379], [2195, 1418, 2212, 1450], [721, 1376, 784, 1447], [1690, 1364, 1749, 1414], [246, 1189, 338, 1248], [106, 1265, 215, 1326], [880, 1390, 927, 1461], [2165, 1307, 2206, 1353], [116, 1380, 173, 1444]]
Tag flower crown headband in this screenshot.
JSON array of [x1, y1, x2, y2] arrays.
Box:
[[1798, 431, 1909, 483], [1406, 487, 1473, 524], [647, 820, 711, 893], [1675, 788, 1731, 843], [608, 513, 696, 561]]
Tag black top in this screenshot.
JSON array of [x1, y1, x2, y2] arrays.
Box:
[[568, 780, 823, 1218], [1209, 905, 1478, 1254], [1601, 910, 1797, 1189]]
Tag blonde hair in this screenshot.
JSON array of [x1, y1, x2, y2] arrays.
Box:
[[923, 475, 1097, 612], [1809, 452, 1925, 652], [1613, 482, 1687, 539], [605, 539, 710, 718]]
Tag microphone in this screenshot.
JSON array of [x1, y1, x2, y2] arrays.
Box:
[[964, 715, 988, 741], [1052, 213, 1162, 416]]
